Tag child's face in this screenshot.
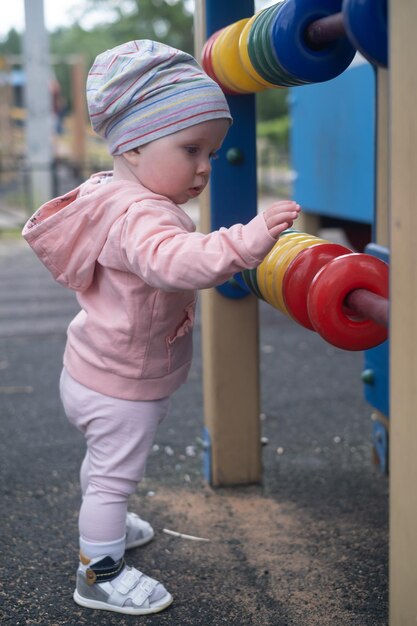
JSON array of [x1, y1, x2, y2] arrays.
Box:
[[123, 119, 230, 204]]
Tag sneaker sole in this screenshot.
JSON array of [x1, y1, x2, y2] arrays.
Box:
[[125, 528, 155, 550], [73, 589, 173, 615]]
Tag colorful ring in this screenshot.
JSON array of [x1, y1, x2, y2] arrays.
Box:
[[270, 237, 327, 313], [211, 26, 247, 94], [248, 2, 305, 87], [271, 0, 356, 84], [203, 29, 240, 94], [239, 13, 278, 88], [240, 268, 263, 299], [257, 233, 317, 305], [283, 242, 352, 329], [201, 30, 221, 80], [307, 253, 389, 351], [343, 0, 388, 68], [216, 19, 267, 93]]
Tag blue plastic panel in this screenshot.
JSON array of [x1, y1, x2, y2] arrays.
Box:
[[363, 243, 389, 417], [290, 60, 376, 224], [364, 339, 389, 417], [372, 419, 388, 474]]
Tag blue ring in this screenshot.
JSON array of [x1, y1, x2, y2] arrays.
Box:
[[343, 0, 388, 68], [271, 0, 356, 83], [262, 3, 308, 86]]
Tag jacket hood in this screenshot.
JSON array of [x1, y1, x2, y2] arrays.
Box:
[[21, 173, 173, 291]]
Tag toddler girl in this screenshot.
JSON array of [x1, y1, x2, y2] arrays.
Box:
[[22, 40, 300, 615]]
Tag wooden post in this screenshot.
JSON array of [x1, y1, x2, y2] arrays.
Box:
[[195, 0, 261, 486], [296, 211, 320, 236], [375, 69, 389, 247], [389, 0, 417, 622]]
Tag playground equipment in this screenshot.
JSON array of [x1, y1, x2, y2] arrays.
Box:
[[233, 230, 388, 351], [289, 59, 375, 250], [201, 0, 387, 94], [289, 61, 390, 471], [195, 1, 417, 620], [196, 0, 389, 487]]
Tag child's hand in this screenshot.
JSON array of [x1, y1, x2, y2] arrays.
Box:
[[263, 200, 301, 239]]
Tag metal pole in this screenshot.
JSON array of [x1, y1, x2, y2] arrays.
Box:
[[23, 0, 54, 210], [345, 288, 389, 327], [305, 13, 346, 49]]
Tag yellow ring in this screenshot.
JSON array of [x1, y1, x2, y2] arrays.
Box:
[[256, 233, 302, 303], [257, 245, 282, 304], [238, 12, 277, 89], [217, 19, 266, 93], [271, 238, 327, 312], [271, 239, 327, 313], [259, 248, 280, 305], [263, 235, 313, 308], [257, 246, 278, 304], [258, 233, 308, 304], [211, 28, 246, 93]]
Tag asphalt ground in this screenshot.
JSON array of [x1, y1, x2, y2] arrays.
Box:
[[0, 235, 388, 626]]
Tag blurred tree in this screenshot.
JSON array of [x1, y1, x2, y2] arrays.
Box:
[[0, 29, 21, 56], [51, 0, 194, 110], [57, 0, 194, 57], [256, 88, 288, 122]]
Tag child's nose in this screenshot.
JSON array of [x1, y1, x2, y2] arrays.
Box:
[[197, 158, 211, 176]]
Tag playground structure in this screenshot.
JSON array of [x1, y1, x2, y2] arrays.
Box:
[[0, 0, 111, 216], [288, 55, 390, 470], [0, 50, 90, 212], [195, 0, 417, 623], [234, 229, 388, 351], [289, 58, 375, 250]]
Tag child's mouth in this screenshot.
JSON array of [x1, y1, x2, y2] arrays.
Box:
[[188, 187, 202, 198]]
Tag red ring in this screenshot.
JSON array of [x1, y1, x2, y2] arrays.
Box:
[[307, 253, 389, 351], [283, 242, 352, 329], [202, 31, 219, 80]]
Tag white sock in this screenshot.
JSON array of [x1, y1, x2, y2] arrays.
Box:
[[79, 535, 126, 564]]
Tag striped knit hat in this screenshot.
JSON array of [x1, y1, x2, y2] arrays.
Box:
[[87, 40, 232, 155]]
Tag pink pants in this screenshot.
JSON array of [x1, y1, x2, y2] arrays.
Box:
[[59, 368, 170, 542]]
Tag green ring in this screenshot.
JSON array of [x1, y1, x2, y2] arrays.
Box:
[[248, 7, 285, 85], [261, 3, 307, 87]]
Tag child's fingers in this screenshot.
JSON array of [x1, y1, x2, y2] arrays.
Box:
[[262, 201, 301, 238], [265, 201, 300, 215], [264, 202, 300, 221], [264, 210, 299, 232], [268, 222, 292, 238]]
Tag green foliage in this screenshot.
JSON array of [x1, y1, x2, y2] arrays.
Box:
[[256, 87, 289, 122], [51, 0, 194, 108], [0, 29, 21, 55], [257, 115, 290, 149], [53, 0, 194, 60]]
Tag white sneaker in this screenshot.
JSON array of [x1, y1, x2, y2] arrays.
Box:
[[125, 512, 154, 550], [74, 556, 173, 615]]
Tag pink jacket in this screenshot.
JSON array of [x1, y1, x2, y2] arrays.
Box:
[[22, 173, 276, 400]]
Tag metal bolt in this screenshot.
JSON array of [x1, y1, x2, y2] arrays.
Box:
[[361, 368, 375, 385], [226, 147, 244, 165]]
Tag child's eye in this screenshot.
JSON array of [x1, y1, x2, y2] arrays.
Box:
[[185, 146, 198, 155], [210, 152, 219, 161]]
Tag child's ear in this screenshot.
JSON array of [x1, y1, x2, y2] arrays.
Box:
[[122, 148, 140, 165]]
